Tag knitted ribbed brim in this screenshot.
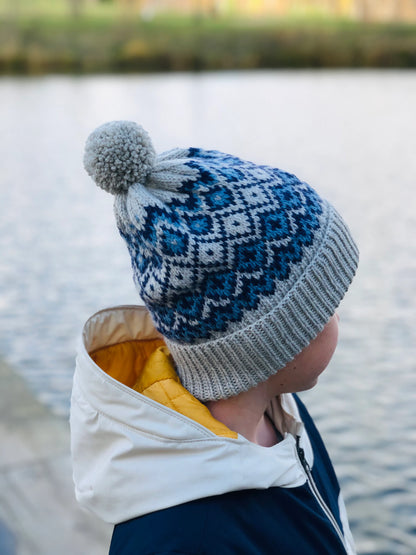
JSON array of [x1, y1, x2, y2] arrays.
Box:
[[166, 204, 358, 401]]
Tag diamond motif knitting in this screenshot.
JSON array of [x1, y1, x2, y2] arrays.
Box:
[[118, 148, 323, 343]]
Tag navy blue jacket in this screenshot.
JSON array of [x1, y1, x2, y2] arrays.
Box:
[[110, 396, 353, 555]]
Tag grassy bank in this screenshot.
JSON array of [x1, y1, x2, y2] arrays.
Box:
[[1, 12, 416, 74]]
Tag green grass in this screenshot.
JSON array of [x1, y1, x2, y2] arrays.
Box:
[[1, 3, 416, 74]]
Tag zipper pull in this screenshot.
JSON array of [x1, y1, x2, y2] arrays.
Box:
[[296, 435, 311, 472]]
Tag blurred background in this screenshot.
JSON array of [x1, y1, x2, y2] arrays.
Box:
[[0, 1, 415, 554], [2, 0, 416, 72]]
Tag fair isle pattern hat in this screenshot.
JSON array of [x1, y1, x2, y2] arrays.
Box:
[[84, 121, 359, 401]]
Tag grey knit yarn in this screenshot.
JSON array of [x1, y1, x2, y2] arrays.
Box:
[[84, 121, 155, 195], [84, 120, 359, 401]]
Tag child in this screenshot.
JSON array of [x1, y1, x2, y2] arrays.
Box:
[[70, 121, 359, 554]]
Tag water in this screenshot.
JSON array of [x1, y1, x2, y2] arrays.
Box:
[[0, 70, 415, 554]]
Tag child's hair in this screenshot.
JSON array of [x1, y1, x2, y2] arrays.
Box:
[[84, 121, 359, 401]]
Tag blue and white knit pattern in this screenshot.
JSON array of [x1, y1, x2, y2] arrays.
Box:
[[117, 148, 323, 342], [85, 121, 359, 401]]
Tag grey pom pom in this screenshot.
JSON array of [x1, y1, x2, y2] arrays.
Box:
[[84, 121, 156, 195]]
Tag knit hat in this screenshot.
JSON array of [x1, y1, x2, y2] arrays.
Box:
[[84, 120, 359, 401]]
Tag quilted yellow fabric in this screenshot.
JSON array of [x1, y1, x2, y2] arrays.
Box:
[[91, 341, 237, 439]]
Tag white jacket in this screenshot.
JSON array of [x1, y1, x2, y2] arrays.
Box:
[[70, 305, 355, 554]]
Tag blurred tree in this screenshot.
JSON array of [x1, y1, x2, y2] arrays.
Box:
[[118, 0, 145, 15], [329, 0, 348, 16], [353, 0, 416, 22], [118, 0, 416, 21], [355, 0, 370, 21], [394, 0, 409, 20], [5, 0, 20, 19], [68, 0, 85, 18]]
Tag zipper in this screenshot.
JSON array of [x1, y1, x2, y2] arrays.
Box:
[[296, 435, 348, 554]]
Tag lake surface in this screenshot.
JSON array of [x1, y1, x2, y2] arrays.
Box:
[[0, 70, 415, 554]]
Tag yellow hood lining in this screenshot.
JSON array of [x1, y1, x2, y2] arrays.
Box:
[[90, 340, 238, 439]]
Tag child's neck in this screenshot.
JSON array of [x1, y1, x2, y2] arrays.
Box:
[[205, 382, 282, 447]]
